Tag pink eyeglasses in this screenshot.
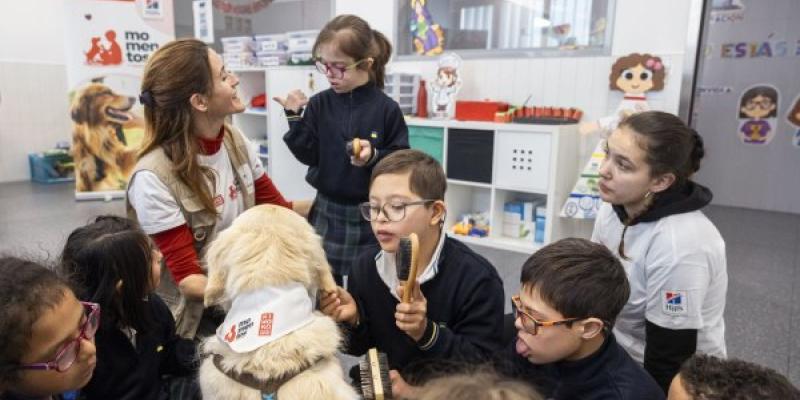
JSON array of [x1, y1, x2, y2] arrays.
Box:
[[18, 301, 100, 372]]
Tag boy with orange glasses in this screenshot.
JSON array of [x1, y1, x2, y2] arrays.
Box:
[[501, 238, 664, 399]]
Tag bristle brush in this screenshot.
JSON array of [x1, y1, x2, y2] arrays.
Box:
[[396, 233, 419, 303], [359, 347, 392, 399]]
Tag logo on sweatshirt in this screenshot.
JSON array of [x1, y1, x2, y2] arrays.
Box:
[[662, 290, 688, 315], [370, 130, 379, 139]]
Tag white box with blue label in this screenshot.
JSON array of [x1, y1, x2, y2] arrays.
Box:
[[503, 200, 537, 240]]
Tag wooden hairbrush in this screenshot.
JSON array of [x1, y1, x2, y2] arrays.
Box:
[[396, 233, 419, 303]]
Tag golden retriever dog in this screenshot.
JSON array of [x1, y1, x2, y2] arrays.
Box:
[[70, 82, 141, 192], [200, 205, 358, 400]]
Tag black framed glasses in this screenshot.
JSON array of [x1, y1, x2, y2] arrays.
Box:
[[315, 58, 370, 79], [743, 98, 774, 110], [359, 199, 436, 222], [511, 295, 584, 336], [18, 301, 100, 372]]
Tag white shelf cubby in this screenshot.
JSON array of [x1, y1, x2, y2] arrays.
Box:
[[229, 66, 329, 201], [407, 117, 593, 254]]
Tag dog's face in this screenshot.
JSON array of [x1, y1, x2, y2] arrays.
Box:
[[204, 205, 336, 306], [70, 83, 136, 127]]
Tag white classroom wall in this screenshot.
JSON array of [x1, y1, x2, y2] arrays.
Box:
[[0, 0, 695, 183], [0, 0, 70, 182]]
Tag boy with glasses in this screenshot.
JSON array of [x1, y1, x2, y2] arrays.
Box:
[[320, 149, 505, 395], [501, 238, 664, 399]]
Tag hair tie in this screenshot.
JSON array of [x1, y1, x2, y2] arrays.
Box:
[[139, 90, 154, 107], [645, 58, 663, 71]]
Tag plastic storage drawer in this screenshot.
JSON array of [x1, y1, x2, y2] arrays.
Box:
[[446, 129, 493, 183], [29, 153, 74, 184], [409, 126, 444, 165]]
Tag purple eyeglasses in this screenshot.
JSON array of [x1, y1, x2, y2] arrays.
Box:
[[18, 301, 100, 372]]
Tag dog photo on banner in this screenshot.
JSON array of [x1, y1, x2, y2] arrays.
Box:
[[63, 0, 174, 200]]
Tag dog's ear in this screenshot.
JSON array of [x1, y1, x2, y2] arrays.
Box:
[[309, 232, 337, 292], [71, 94, 88, 124], [204, 233, 230, 307]]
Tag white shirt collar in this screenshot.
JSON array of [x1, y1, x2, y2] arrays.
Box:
[[375, 229, 447, 301]]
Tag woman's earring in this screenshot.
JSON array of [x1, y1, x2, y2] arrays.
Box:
[[644, 191, 653, 199]]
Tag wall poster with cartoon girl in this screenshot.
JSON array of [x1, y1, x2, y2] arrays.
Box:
[[562, 53, 666, 219], [737, 85, 779, 145], [410, 0, 444, 56], [785, 94, 800, 148]]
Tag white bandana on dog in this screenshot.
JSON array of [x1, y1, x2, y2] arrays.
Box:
[[216, 283, 314, 353]]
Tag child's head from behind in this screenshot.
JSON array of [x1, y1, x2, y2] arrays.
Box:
[[60, 216, 160, 334], [0, 256, 97, 396], [416, 370, 543, 400], [367, 149, 446, 252], [313, 14, 392, 93], [669, 354, 800, 400], [514, 238, 629, 364]]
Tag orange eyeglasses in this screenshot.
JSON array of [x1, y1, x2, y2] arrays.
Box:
[[511, 295, 584, 335]]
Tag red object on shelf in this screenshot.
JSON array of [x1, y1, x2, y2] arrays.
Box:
[[455, 100, 509, 122], [417, 79, 428, 118], [251, 93, 266, 108]]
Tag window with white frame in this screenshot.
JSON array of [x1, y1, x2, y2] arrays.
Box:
[[396, 0, 614, 57]]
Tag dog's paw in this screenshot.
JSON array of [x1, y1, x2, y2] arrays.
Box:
[[204, 286, 224, 307]]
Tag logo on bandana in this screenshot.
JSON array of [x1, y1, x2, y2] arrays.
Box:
[[662, 290, 688, 315], [224, 324, 236, 342], [259, 313, 274, 336], [224, 319, 256, 342]]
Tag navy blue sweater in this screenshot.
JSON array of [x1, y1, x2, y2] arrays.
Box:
[[498, 334, 665, 400], [344, 237, 505, 383], [283, 82, 409, 204], [78, 295, 198, 400]]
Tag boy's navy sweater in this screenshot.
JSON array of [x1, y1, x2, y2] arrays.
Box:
[[79, 295, 197, 400], [283, 82, 409, 204], [498, 334, 665, 400], [344, 237, 505, 383]]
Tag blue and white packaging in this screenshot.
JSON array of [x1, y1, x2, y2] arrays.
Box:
[[535, 205, 547, 243]]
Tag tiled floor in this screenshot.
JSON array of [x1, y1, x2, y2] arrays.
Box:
[[1, 180, 798, 385]]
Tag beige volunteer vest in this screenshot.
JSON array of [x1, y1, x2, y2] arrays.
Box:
[[126, 124, 255, 338]]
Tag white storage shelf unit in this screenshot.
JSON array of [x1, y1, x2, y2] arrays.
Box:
[[230, 66, 329, 201], [405, 117, 589, 254]]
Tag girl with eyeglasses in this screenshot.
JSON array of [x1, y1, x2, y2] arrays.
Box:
[[274, 14, 410, 286], [0, 256, 98, 400], [59, 216, 199, 400]]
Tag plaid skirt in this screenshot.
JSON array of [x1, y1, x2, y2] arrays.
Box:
[[309, 193, 376, 277]]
